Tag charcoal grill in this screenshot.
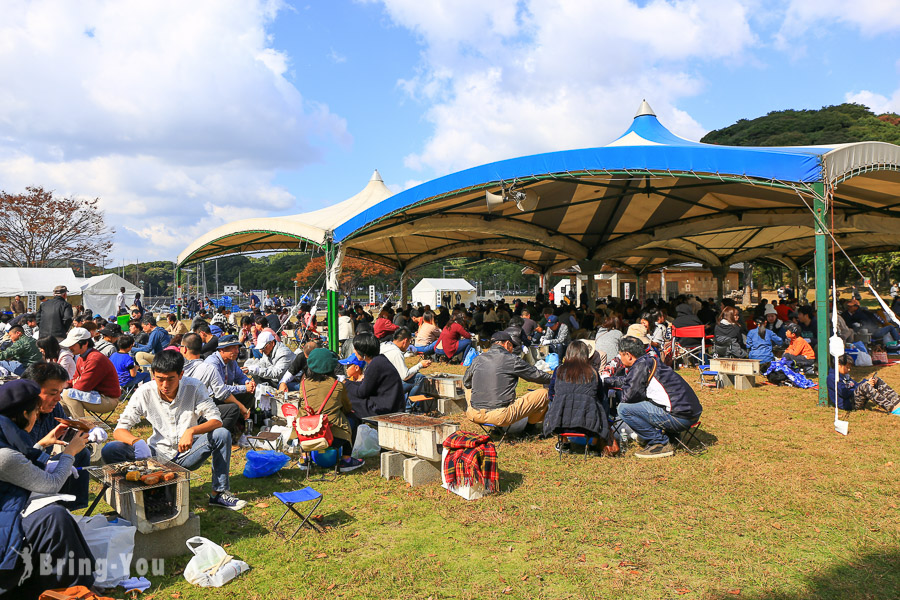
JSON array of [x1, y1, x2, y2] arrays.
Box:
[[363, 413, 459, 461], [422, 373, 465, 400], [96, 458, 192, 534]]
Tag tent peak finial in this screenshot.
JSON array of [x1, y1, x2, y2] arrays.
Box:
[[635, 100, 656, 118], [370, 169, 383, 182]]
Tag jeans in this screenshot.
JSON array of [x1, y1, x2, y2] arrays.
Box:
[[409, 340, 438, 355], [101, 427, 233, 492], [403, 373, 429, 412], [122, 371, 151, 390], [435, 338, 471, 360], [617, 400, 696, 447], [46, 447, 91, 510], [0, 360, 24, 375], [873, 325, 900, 344]]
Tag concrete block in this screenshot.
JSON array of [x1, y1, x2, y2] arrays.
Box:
[[380, 451, 405, 480], [437, 396, 466, 415], [719, 373, 756, 390], [131, 512, 200, 565], [402, 457, 441, 487]]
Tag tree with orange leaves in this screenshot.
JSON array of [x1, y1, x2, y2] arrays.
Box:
[[294, 255, 396, 295]]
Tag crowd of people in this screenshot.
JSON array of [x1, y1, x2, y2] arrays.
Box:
[[2, 280, 899, 594]]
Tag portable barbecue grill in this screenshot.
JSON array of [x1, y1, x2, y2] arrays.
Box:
[[422, 373, 466, 400], [95, 458, 192, 534], [363, 413, 459, 461]]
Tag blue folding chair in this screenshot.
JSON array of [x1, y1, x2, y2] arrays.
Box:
[[272, 487, 324, 539]]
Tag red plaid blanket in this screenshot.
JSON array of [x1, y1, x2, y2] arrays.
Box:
[[442, 432, 498, 493]]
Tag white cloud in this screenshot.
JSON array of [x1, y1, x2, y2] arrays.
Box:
[[0, 0, 350, 260], [376, 0, 756, 174], [845, 89, 900, 114], [777, 0, 900, 41]]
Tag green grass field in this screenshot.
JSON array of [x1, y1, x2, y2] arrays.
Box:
[[83, 360, 900, 600]]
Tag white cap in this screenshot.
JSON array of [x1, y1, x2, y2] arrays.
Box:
[[60, 327, 92, 348], [255, 331, 276, 350]]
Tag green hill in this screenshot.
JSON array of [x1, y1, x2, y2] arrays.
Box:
[[700, 103, 900, 146]]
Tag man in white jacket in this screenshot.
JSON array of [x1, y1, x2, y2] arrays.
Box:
[[243, 331, 295, 387]]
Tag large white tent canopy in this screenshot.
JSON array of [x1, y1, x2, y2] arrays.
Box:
[[0, 268, 81, 297]]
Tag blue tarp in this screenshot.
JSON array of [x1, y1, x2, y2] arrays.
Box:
[[333, 112, 834, 243]]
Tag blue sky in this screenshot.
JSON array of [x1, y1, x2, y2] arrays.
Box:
[[0, 0, 898, 263]]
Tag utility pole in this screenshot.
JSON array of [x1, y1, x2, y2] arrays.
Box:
[[215, 259, 219, 300]]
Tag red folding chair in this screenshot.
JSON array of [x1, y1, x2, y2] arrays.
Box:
[[671, 325, 712, 369]]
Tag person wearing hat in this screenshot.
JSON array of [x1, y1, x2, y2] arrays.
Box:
[[102, 350, 246, 511], [59, 327, 121, 418], [35, 285, 73, 340], [298, 348, 364, 473], [206, 334, 257, 405], [608, 336, 703, 459], [763, 303, 786, 340], [243, 330, 295, 386], [94, 324, 120, 358], [0, 325, 42, 375], [133, 315, 172, 366], [624, 323, 651, 346], [0, 380, 96, 596], [463, 331, 553, 435], [539, 314, 571, 356], [181, 333, 249, 440]]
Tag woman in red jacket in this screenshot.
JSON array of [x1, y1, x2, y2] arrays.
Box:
[[435, 311, 472, 361]]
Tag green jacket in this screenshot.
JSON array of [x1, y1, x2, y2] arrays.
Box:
[[0, 335, 42, 368]]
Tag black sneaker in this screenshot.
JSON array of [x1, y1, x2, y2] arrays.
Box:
[[635, 443, 675, 459], [522, 423, 543, 438], [209, 491, 247, 511], [339, 457, 364, 473]]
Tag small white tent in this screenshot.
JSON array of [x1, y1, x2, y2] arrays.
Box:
[[79, 274, 143, 319], [411, 278, 476, 308]]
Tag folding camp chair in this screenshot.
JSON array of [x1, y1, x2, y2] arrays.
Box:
[[669, 421, 708, 456], [477, 423, 508, 445], [671, 325, 712, 369], [556, 432, 595, 460], [698, 364, 720, 389], [272, 487, 324, 539]]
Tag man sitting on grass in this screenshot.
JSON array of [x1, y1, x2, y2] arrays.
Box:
[[827, 354, 900, 415], [463, 331, 552, 435], [101, 350, 247, 510], [604, 336, 703, 459], [0, 325, 42, 375]]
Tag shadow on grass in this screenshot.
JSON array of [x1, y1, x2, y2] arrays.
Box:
[[743, 549, 900, 600], [500, 469, 524, 493]]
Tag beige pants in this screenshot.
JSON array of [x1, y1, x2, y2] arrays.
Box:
[[135, 352, 155, 366], [61, 390, 120, 418], [466, 388, 550, 427]]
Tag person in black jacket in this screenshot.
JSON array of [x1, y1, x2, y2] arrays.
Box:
[[714, 306, 747, 358], [605, 336, 702, 459], [36, 286, 73, 340], [543, 341, 609, 445], [343, 333, 404, 418]]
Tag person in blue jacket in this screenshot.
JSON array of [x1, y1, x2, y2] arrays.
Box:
[[827, 354, 900, 414], [746, 318, 783, 371], [133, 315, 171, 366]]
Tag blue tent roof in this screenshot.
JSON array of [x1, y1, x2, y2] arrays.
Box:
[[335, 104, 837, 242]]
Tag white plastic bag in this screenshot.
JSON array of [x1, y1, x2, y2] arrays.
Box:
[[76, 514, 136, 588], [351, 424, 380, 459], [184, 536, 250, 587], [854, 351, 873, 366]]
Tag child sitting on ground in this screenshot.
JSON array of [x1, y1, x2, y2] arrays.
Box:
[[783, 322, 816, 374], [109, 334, 151, 390], [827, 354, 900, 415]]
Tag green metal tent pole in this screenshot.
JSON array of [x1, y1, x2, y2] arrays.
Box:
[[175, 266, 181, 320], [813, 182, 829, 407], [324, 238, 340, 353]]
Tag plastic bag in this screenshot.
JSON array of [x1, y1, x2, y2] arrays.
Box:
[[461, 346, 479, 367], [242, 450, 290, 478], [351, 424, 380, 459], [545, 353, 560, 371], [184, 536, 250, 587], [854, 351, 873, 366], [76, 515, 136, 588]]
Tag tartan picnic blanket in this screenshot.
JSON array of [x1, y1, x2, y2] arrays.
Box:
[[442, 432, 499, 493]]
